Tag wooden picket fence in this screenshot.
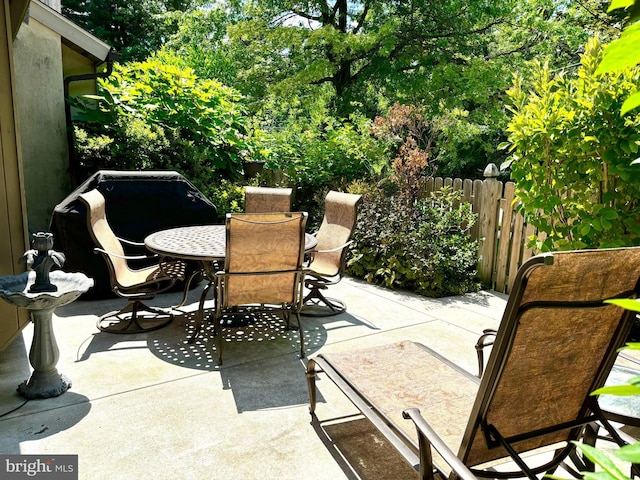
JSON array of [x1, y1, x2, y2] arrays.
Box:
[[419, 164, 540, 294]]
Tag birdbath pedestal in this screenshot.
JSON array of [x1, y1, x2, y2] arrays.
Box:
[[0, 271, 93, 399]]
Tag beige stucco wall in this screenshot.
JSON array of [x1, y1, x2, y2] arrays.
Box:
[[63, 43, 97, 95], [13, 16, 70, 232]]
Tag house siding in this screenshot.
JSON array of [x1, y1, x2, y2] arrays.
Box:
[[0, 0, 30, 351]]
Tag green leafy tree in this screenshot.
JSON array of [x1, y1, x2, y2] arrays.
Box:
[[430, 0, 626, 178], [61, 0, 199, 61], [158, 0, 631, 180], [226, 0, 517, 116], [503, 37, 640, 251], [163, 6, 243, 85], [250, 100, 382, 206]]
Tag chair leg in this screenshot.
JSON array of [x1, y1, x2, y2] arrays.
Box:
[[301, 287, 346, 317], [295, 311, 305, 358], [97, 299, 173, 334], [215, 311, 224, 365], [283, 308, 291, 330], [306, 358, 318, 414]]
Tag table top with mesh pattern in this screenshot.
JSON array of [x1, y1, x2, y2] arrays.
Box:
[[145, 224, 316, 261]]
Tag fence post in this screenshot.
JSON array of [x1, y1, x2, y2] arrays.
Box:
[[477, 163, 502, 285]]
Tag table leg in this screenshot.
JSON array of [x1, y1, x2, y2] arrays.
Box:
[[188, 281, 214, 344], [174, 268, 202, 309]]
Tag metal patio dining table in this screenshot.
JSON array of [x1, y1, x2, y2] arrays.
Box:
[[144, 224, 317, 342]]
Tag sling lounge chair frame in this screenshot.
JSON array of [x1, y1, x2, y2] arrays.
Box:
[[307, 247, 640, 480]]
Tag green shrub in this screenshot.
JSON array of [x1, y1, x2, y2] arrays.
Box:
[[71, 51, 251, 189], [347, 182, 480, 297], [250, 107, 384, 189]]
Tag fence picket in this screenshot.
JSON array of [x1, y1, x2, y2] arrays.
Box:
[[507, 209, 526, 293], [471, 179, 483, 242], [477, 178, 502, 284]]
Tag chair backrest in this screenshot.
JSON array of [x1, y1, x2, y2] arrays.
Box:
[[222, 212, 307, 307], [312, 191, 363, 277], [459, 247, 640, 467], [78, 189, 129, 287], [244, 186, 293, 213]]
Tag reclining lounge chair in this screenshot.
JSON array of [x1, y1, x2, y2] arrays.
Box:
[[307, 247, 640, 479]]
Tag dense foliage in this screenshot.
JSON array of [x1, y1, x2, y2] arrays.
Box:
[[250, 104, 382, 194], [67, 0, 629, 185], [71, 53, 251, 201], [598, 0, 640, 114], [347, 183, 479, 297], [63, 0, 640, 299], [61, 0, 199, 62], [503, 37, 640, 251], [163, 0, 624, 179], [229, 0, 513, 114]]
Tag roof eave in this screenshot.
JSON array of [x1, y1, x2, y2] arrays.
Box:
[[10, 0, 31, 39], [29, 0, 112, 63]]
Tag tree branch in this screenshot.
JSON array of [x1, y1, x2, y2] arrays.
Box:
[[353, 1, 370, 34], [290, 9, 322, 22]]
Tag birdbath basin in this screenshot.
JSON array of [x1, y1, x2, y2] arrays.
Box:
[[0, 271, 93, 399]]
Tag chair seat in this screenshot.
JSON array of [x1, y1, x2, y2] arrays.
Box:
[[306, 258, 339, 278], [116, 260, 186, 291], [316, 341, 479, 476]]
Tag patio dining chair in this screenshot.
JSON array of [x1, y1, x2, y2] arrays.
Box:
[[307, 246, 640, 480], [244, 186, 293, 213], [211, 212, 307, 364], [79, 189, 186, 333], [301, 190, 362, 316]]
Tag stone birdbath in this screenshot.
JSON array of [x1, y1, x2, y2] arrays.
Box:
[[0, 233, 93, 399]]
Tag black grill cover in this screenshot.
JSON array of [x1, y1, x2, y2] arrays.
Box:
[[49, 170, 218, 298]]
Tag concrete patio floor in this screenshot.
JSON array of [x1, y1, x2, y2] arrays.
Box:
[[0, 276, 634, 479]]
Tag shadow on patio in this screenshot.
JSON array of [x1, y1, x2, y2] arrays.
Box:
[[0, 275, 510, 479]]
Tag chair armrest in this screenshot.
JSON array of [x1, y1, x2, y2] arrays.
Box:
[[93, 247, 156, 261], [116, 237, 145, 247], [475, 329, 497, 378], [403, 408, 478, 480], [308, 239, 354, 255]]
